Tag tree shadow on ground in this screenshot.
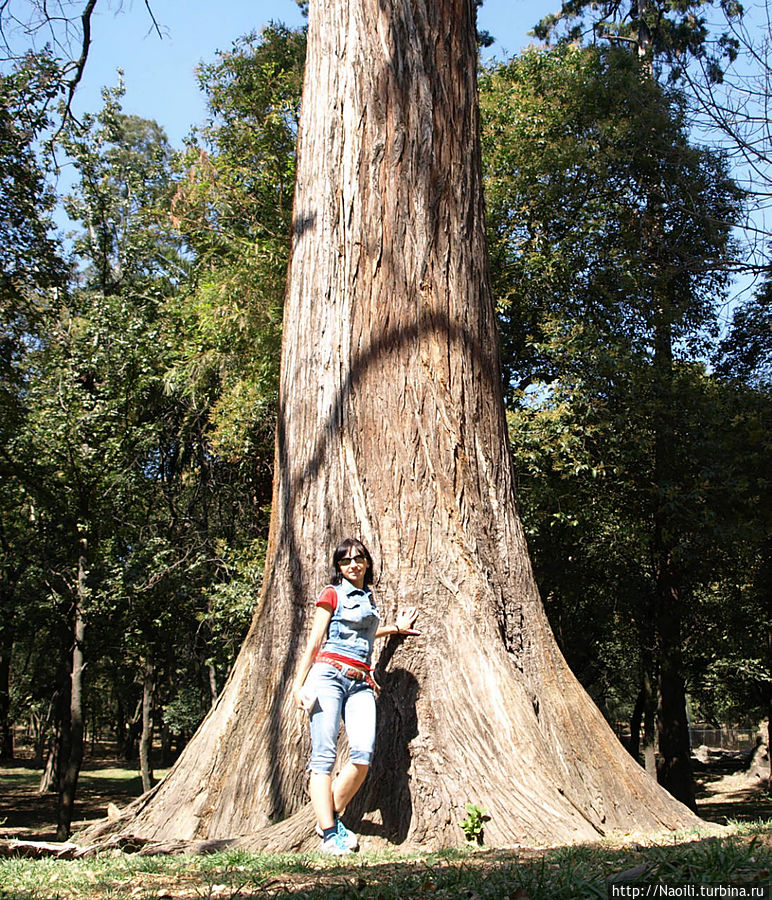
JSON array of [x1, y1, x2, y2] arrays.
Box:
[[0, 758, 167, 841], [696, 782, 772, 824]]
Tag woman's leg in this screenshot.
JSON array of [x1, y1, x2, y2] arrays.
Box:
[[309, 773, 335, 829], [308, 666, 345, 830], [332, 762, 369, 813], [337, 683, 376, 811]]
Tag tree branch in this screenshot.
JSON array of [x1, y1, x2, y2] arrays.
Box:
[[60, 0, 98, 129], [143, 0, 161, 39]]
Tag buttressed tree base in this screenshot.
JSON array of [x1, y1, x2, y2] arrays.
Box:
[[85, 0, 701, 850]]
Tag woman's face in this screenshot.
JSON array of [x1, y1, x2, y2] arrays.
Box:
[[338, 545, 369, 589]]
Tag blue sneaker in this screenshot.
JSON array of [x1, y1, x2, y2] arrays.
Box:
[[315, 816, 359, 851], [319, 830, 351, 855], [335, 817, 359, 851]]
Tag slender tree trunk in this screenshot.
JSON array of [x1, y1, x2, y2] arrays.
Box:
[[139, 659, 156, 793], [57, 542, 88, 839], [115, 689, 128, 759], [0, 544, 23, 761], [207, 663, 218, 705], [634, 594, 658, 776], [32, 708, 48, 769], [641, 651, 658, 777], [767, 633, 772, 792], [39, 672, 69, 792], [0, 561, 25, 761], [123, 701, 142, 761], [653, 318, 696, 810], [83, 0, 699, 850], [0, 620, 13, 760], [39, 730, 58, 793], [160, 719, 173, 767], [635, 0, 696, 809], [657, 638, 695, 811], [629, 687, 643, 761], [629, 677, 658, 769]]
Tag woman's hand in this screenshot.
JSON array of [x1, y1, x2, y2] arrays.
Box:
[[293, 683, 314, 710], [292, 605, 332, 709], [395, 606, 420, 635]]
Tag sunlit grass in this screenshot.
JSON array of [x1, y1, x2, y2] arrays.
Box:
[[0, 820, 769, 900]]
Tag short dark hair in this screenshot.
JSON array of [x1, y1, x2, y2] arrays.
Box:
[[330, 538, 374, 587]]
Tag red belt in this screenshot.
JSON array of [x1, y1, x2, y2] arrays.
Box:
[[316, 653, 380, 694]]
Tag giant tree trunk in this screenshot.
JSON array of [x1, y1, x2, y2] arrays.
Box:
[[86, 0, 699, 849]]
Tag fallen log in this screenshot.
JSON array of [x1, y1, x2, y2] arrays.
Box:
[[0, 840, 78, 859]]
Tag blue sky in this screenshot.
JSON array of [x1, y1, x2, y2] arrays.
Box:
[[50, 0, 758, 312], [70, 0, 550, 147]]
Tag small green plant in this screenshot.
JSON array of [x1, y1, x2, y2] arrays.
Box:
[[458, 801, 491, 845]]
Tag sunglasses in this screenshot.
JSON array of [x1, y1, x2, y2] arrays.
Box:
[[339, 555, 366, 567]]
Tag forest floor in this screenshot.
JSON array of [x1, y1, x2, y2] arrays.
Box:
[[693, 744, 772, 823], [0, 747, 770, 899], [0, 756, 171, 842]]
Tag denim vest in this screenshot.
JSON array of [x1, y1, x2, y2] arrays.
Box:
[[321, 581, 380, 666]]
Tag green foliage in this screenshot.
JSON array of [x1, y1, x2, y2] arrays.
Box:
[[170, 24, 305, 464], [3, 27, 307, 770], [533, 0, 743, 81], [458, 802, 491, 845], [1, 83, 228, 768], [480, 42, 768, 733], [717, 284, 772, 388], [161, 686, 208, 736], [481, 44, 740, 403], [0, 52, 66, 300]]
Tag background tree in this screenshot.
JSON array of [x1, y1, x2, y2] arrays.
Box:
[[6, 86, 192, 835], [3, 26, 306, 799], [528, 0, 747, 808], [0, 51, 67, 761], [169, 23, 305, 511], [480, 42, 745, 807], [678, 0, 772, 278], [0, 0, 161, 129]]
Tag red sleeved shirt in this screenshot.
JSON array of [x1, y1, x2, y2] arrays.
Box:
[[316, 585, 338, 611]]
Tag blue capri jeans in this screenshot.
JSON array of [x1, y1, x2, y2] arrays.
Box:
[[307, 662, 376, 774]]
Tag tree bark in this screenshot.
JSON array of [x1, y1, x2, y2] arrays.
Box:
[[83, 0, 700, 849], [38, 730, 58, 794], [654, 558, 695, 809], [0, 557, 24, 761], [629, 687, 643, 761]]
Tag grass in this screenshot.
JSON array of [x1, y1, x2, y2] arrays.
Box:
[[0, 820, 770, 900], [2, 753, 769, 898]]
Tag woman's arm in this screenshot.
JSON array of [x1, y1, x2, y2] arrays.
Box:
[[292, 604, 333, 708], [375, 605, 419, 639]]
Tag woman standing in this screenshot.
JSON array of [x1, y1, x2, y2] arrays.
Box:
[[292, 538, 419, 854]]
